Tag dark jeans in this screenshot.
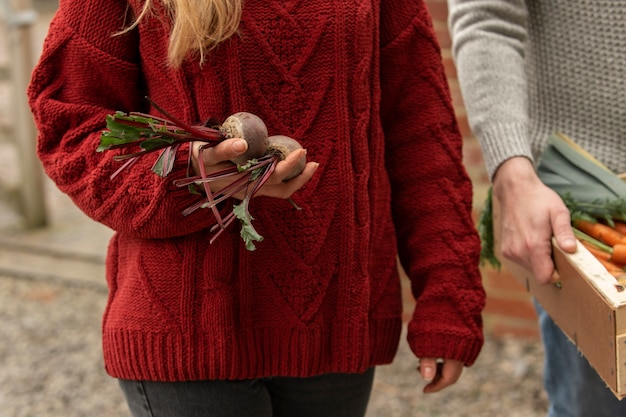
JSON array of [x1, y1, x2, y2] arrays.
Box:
[[118, 368, 375, 417]]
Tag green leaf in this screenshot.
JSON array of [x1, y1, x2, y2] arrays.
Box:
[[233, 202, 264, 251], [237, 159, 258, 172], [97, 132, 133, 151], [151, 146, 179, 177], [477, 187, 501, 269], [140, 137, 176, 151], [240, 222, 264, 251]]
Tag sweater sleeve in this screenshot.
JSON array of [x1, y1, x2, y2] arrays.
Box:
[[380, 0, 485, 366], [28, 0, 218, 238], [447, 0, 532, 179]]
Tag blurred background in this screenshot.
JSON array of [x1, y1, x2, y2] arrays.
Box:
[[0, 0, 547, 416]]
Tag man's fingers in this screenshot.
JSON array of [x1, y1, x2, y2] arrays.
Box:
[[530, 255, 558, 285], [514, 236, 556, 285], [527, 205, 574, 284], [552, 209, 577, 253]]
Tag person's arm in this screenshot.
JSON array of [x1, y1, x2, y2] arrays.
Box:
[[448, 0, 576, 284], [380, 0, 485, 392], [448, 0, 531, 178], [28, 0, 215, 239]]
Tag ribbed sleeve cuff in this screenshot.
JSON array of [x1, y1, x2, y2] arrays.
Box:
[[406, 330, 484, 367], [477, 123, 533, 181]]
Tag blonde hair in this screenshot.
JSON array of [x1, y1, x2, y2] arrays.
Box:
[[124, 0, 243, 67]]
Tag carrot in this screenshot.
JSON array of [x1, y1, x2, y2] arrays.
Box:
[[574, 228, 626, 268], [613, 220, 626, 235], [573, 219, 626, 246], [611, 244, 626, 265]]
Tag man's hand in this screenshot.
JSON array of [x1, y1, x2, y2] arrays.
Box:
[[492, 157, 577, 284]]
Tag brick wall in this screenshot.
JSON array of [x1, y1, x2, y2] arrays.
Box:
[[400, 0, 540, 340]]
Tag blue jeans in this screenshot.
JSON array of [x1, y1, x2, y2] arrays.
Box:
[[118, 368, 375, 417], [536, 301, 626, 416]]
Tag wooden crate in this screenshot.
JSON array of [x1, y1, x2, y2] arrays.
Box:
[[492, 198, 626, 399]]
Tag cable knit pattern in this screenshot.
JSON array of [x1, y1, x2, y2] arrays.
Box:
[[449, 0, 626, 179], [28, 0, 485, 381]]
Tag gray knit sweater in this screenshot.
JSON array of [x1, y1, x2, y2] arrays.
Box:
[[448, 0, 626, 179]]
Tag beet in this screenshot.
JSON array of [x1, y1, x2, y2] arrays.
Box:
[[266, 135, 306, 180], [220, 112, 269, 165]]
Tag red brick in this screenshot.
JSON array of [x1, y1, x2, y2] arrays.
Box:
[[484, 294, 537, 320], [425, 1, 449, 22], [482, 306, 540, 340], [456, 114, 474, 140], [447, 80, 465, 109], [470, 208, 481, 224], [483, 267, 529, 293], [442, 53, 457, 80], [462, 136, 484, 166], [491, 321, 540, 340], [433, 24, 451, 49]]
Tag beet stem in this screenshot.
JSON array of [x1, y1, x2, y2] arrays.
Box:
[[145, 96, 224, 142], [110, 157, 139, 179], [287, 198, 302, 210], [197, 144, 225, 228], [181, 198, 209, 216]]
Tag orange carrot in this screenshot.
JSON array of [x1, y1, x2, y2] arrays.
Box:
[[611, 244, 626, 265], [613, 220, 626, 235], [573, 219, 626, 246]]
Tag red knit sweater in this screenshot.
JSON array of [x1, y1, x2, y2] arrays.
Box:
[[28, 0, 485, 381]]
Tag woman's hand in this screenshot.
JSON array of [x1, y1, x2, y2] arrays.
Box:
[[492, 157, 577, 285], [191, 138, 319, 200], [418, 357, 464, 393]]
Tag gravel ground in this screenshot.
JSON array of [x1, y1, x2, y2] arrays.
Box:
[[0, 277, 129, 417], [0, 273, 549, 417]]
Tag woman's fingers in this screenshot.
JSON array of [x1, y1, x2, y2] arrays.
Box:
[[191, 139, 319, 200], [265, 149, 308, 184], [418, 357, 438, 381], [196, 138, 248, 166], [420, 358, 464, 394], [257, 161, 320, 199]]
